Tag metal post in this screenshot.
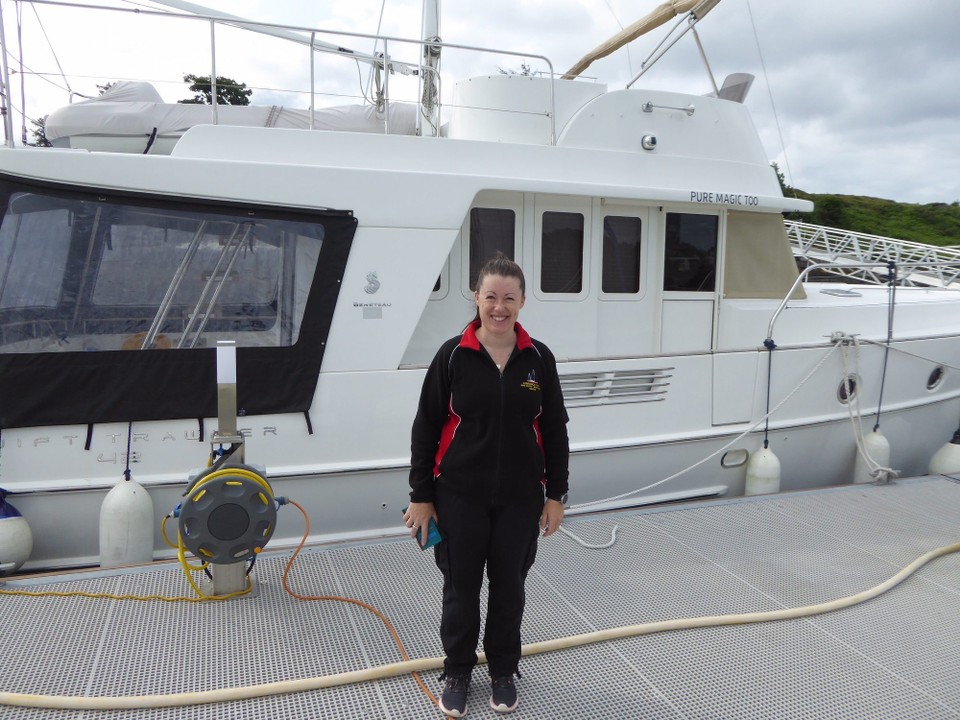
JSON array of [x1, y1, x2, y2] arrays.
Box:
[[0, 1, 16, 146], [309, 31, 316, 130], [209, 19, 218, 125], [211, 340, 245, 595]]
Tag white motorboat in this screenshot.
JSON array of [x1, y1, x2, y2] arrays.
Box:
[[1, 0, 959, 572]]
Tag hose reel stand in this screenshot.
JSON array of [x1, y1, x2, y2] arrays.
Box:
[[172, 340, 281, 597], [179, 464, 277, 564]]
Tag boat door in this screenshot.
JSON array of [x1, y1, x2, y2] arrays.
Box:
[[659, 211, 719, 353]]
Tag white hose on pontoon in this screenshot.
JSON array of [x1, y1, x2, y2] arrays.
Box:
[[1, 541, 957, 711]]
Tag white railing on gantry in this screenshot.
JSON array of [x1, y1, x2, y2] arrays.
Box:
[[785, 220, 960, 288]]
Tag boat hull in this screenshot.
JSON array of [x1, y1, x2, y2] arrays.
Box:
[[10, 393, 958, 572]]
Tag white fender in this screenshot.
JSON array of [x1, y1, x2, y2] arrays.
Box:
[[99, 477, 155, 567], [854, 429, 891, 484], [929, 430, 960, 476], [745, 447, 781, 496], [0, 515, 33, 574]]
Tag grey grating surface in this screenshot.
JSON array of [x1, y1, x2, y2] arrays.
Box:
[[3, 477, 960, 719]]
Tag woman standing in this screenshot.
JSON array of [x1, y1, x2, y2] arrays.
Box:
[[404, 254, 570, 717]]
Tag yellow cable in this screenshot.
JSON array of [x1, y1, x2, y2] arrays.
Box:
[[160, 515, 179, 550], [0, 541, 956, 710]]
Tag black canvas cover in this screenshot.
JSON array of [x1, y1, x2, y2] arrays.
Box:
[[0, 174, 356, 428]]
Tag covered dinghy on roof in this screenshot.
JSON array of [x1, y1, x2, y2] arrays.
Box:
[[44, 81, 419, 155]]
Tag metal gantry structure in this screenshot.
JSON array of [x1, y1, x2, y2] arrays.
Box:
[[785, 220, 960, 289]]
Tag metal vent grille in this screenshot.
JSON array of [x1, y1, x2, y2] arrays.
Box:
[[561, 367, 672, 407], [2, 477, 959, 719]]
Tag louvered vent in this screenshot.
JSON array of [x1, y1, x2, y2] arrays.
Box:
[[560, 368, 672, 407]]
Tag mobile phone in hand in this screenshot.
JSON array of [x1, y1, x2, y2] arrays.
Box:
[[402, 507, 443, 550]]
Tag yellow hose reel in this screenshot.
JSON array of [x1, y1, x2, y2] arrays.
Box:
[[178, 464, 277, 563]]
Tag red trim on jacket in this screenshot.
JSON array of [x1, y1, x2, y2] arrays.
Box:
[[434, 397, 461, 476], [460, 319, 534, 352]]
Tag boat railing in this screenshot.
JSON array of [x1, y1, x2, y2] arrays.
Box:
[[766, 256, 960, 344], [3, 0, 558, 145], [785, 220, 960, 289]]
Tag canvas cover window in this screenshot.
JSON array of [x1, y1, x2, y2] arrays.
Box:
[[0, 194, 324, 353], [0, 177, 355, 428]]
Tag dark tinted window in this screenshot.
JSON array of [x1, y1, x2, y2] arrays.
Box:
[[602, 215, 641, 293], [469, 208, 515, 289], [663, 213, 718, 292], [541, 211, 583, 293]]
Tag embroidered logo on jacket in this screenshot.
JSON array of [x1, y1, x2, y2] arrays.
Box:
[[521, 370, 541, 392]]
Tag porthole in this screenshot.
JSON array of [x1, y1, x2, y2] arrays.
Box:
[[838, 375, 858, 404], [927, 366, 945, 391]]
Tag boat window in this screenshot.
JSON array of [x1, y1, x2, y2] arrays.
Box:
[[540, 211, 583, 293], [469, 207, 515, 289], [0, 179, 356, 429], [0, 192, 325, 353], [602, 215, 642, 293], [663, 213, 718, 292]]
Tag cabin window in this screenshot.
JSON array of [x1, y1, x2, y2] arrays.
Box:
[[469, 207, 515, 289], [602, 215, 642, 293], [540, 211, 583, 293], [663, 213, 718, 292], [0, 193, 327, 352]]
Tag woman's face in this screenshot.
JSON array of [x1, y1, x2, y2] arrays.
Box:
[[475, 274, 525, 337]]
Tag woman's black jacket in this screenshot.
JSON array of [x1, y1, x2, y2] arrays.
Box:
[[409, 321, 569, 505]]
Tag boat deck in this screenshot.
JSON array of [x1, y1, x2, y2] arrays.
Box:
[[3, 476, 960, 719]]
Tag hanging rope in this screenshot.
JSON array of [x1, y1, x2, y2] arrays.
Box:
[[762, 338, 776, 449], [837, 336, 897, 483], [873, 261, 897, 432], [123, 421, 133, 481]]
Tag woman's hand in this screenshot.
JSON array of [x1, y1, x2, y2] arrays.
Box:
[[403, 501, 438, 547], [540, 498, 564, 537]]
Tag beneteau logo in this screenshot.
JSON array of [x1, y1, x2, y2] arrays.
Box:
[[364, 271, 381, 294]]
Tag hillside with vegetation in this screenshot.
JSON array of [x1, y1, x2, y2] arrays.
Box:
[[776, 172, 960, 248]]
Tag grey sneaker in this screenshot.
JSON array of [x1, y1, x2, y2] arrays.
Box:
[[438, 672, 470, 717], [489, 675, 518, 713]]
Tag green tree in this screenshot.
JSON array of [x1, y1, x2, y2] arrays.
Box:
[[28, 115, 52, 147], [178, 74, 252, 106], [771, 162, 790, 194]]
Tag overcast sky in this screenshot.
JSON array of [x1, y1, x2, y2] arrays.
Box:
[[6, 0, 959, 205]]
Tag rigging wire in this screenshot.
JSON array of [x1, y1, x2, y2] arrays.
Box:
[[598, 0, 634, 78], [28, 2, 73, 99], [744, 0, 796, 194]]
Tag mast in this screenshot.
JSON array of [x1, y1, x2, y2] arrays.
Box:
[[418, 0, 441, 136]]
